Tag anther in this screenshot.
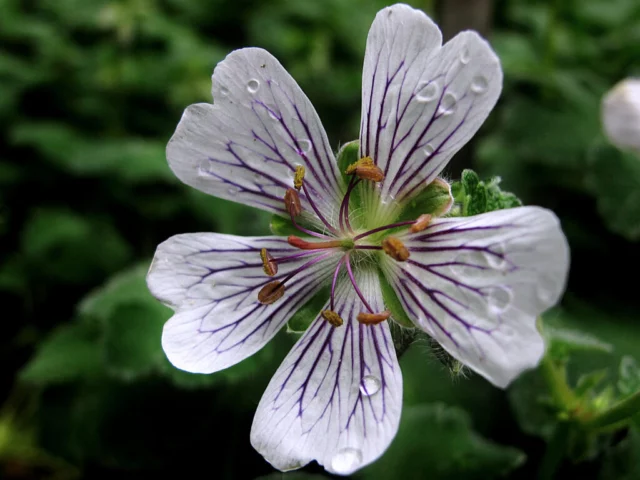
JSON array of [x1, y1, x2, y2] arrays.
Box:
[[257, 281, 285, 304], [260, 248, 278, 276], [410, 214, 432, 233], [345, 156, 384, 183], [293, 165, 305, 190], [321, 310, 343, 327], [284, 188, 302, 217], [288, 235, 343, 250], [357, 310, 391, 325], [382, 236, 410, 262]]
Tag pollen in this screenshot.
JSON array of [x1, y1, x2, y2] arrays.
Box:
[[410, 214, 432, 233], [357, 310, 391, 325], [321, 310, 344, 327], [284, 188, 302, 217], [293, 165, 305, 190], [382, 236, 410, 262], [257, 281, 286, 304], [260, 248, 278, 276], [345, 156, 385, 182]]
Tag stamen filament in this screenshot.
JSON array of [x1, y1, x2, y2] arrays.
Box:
[[344, 253, 374, 313], [277, 250, 334, 288], [339, 176, 360, 234], [301, 183, 339, 235], [290, 216, 332, 239], [354, 245, 382, 251], [288, 235, 343, 250], [353, 220, 416, 241], [330, 255, 347, 310]]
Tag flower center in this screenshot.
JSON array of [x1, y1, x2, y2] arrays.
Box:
[[257, 159, 433, 327]]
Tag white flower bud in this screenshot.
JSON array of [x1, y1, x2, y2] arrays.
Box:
[[602, 78, 640, 152]]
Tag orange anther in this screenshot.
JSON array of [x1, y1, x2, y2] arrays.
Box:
[[382, 236, 410, 262], [356, 310, 391, 325], [257, 281, 285, 304]]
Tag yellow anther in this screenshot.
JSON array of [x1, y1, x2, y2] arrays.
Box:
[[382, 236, 410, 262], [345, 156, 385, 183], [410, 214, 432, 233], [294, 165, 305, 190], [321, 310, 344, 327], [260, 248, 278, 276], [284, 188, 302, 217], [257, 281, 285, 305], [357, 310, 391, 325]]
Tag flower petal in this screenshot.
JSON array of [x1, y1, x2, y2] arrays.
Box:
[[384, 207, 569, 388], [360, 4, 502, 206], [147, 233, 339, 373], [251, 271, 402, 475], [168, 48, 344, 225]]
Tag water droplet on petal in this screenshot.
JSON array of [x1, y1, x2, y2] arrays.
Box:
[[198, 159, 212, 176], [297, 138, 312, 154], [331, 448, 363, 475], [459, 46, 471, 64], [438, 93, 457, 116], [359, 375, 381, 396], [268, 109, 279, 121], [486, 243, 508, 270], [219, 85, 230, 96], [424, 144, 434, 157], [247, 79, 260, 94], [470, 75, 489, 94], [453, 253, 485, 278], [227, 186, 241, 195], [486, 285, 513, 314], [536, 273, 560, 305], [416, 81, 439, 102]]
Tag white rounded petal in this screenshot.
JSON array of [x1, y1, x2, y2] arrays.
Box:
[[168, 48, 344, 226], [602, 78, 640, 152], [360, 4, 502, 212], [147, 233, 339, 373], [384, 206, 569, 388], [251, 270, 402, 475]]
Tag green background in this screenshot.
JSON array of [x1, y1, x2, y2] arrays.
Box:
[[1, 0, 639, 478]]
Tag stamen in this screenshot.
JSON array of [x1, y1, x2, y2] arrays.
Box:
[[260, 248, 278, 276], [257, 281, 285, 304], [382, 236, 410, 262], [284, 188, 302, 217], [301, 183, 339, 235], [330, 255, 347, 310], [339, 175, 360, 234], [346, 156, 384, 182], [410, 214, 432, 233], [345, 254, 374, 313], [288, 235, 343, 250], [357, 311, 391, 325], [293, 165, 305, 190], [321, 310, 343, 327]]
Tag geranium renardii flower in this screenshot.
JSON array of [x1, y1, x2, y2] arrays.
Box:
[[147, 3, 569, 475]]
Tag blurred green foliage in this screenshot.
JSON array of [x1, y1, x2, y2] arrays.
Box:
[[1, 0, 639, 478]]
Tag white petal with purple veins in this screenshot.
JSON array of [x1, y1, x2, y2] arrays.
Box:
[[251, 271, 402, 475], [360, 4, 502, 215], [384, 207, 569, 388], [168, 48, 344, 227], [147, 233, 340, 373]]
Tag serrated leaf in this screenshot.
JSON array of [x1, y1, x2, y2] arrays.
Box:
[[19, 323, 104, 385], [358, 404, 525, 480]]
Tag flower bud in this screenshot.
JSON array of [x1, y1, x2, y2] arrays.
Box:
[[602, 78, 640, 152]]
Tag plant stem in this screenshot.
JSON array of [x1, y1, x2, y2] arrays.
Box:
[[540, 354, 576, 410], [538, 421, 571, 480]]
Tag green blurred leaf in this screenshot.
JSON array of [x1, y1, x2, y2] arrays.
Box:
[[544, 322, 613, 360], [19, 323, 103, 385], [396, 178, 453, 221], [586, 145, 640, 241], [21, 208, 132, 283], [618, 356, 640, 398], [599, 426, 640, 480], [508, 369, 557, 440], [287, 286, 330, 333], [359, 404, 525, 480]]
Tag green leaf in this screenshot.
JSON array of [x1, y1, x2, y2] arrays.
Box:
[[269, 214, 313, 237], [586, 145, 640, 241], [618, 356, 640, 398], [21, 208, 132, 284], [358, 404, 525, 480], [455, 170, 522, 217], [542, 314, 613, 361], [19, 323, 104, 385], [103, 302, 168, 380], [508, 369, 557, 440], [335, 139, 360, 184], [287, 285, 330, 333], [599, 426, 640, 480]]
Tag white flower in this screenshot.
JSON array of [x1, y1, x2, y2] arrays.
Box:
[[602, 78, 640, 152], [147, 3, 569, 475]]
